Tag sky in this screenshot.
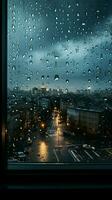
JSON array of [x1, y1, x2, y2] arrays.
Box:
[[8, 0, 112, 92]]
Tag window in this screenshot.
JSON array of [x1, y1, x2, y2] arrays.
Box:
[[7, 0, 112, 169]]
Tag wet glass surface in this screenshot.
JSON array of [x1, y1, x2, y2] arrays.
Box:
[[8, 0, 112, 165]]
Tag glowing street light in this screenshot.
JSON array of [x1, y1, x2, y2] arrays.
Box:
[[41, 122, 45, 129]]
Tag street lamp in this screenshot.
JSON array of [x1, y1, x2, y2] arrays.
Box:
[[41, 122, 45, 129]]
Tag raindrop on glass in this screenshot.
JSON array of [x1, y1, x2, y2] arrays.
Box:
[[82, 23, 86, 26], [88, 79, 91, 83], [88, 69, 91, 74], [76, 3, 79, 7], [66, 61, 69, 66], [66, 79, 69, 84], [12, 65, 16, 70], [41, 75, 44, 80], [55, 56, 59, 60], [29, 55, 33, 59], [96, 76, 99, 80], [54, 74, 59, 81], [77, 13, 80, 17], [100, 53, 103, 60], [27, 77, 31, 81], [29, 60, 33, 65]]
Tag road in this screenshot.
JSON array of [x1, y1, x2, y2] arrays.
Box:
[[26, 110, 74, 162], [22, 110, 112, 163]]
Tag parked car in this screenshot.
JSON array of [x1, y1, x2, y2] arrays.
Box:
[[16, 151, 26, 161], [82, 144, 95, 150]]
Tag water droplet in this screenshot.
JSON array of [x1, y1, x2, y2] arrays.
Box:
[[77, 13, 80, 17], [30, 38, 33, 41], [66, 61, 69, 66], [87, 86, 91, 90], [96, 10, 100, 13], [82, 22, 86, 26], [55, 56, 59, 60], [23, 55, 25, 58], [29, 55, 33, 59], [29, 60, 33, 65], [68, 5, 71, 8], [96, 66, 100, 70], [76, 3, 79, 7], [41, 75, 44, 80], [100, 53, 103, 60], [65, 88, 68, 93], [27, 77, 31, 81], [29, 45, 33, 51], [88, 69, 91, 74], [108, 80, 111, 84], [66, 79, 69, 84], [104, 98, 107, 101], [12, 65, 16, 70], [96, 76, 99, 80], [46, 27, 49, 31], [109, 59, 112, 66], [54, 74, 59, 81], [31, 13, 34, 17], [83, 71, 86, 76]]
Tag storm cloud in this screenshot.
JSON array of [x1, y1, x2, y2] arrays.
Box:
[[8, 0, 112, 92]]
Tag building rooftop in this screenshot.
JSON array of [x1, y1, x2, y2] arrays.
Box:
[[68, 107, 103, 113]]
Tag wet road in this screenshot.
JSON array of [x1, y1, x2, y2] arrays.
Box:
[[23, 110, 112, 163], [26, 110, 76, 162]]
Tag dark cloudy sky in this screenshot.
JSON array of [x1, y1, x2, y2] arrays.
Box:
[[8, 0, 112, 92]]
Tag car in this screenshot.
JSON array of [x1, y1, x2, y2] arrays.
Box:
[[82, 144, 95, 150], [16, 152, 26, 161]]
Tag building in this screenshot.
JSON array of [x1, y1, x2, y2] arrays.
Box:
[[67, 108, 103, 135], [60, 99, 74, 111], [32, 87, 39, 95], [39, 97, 50, 109], [102, 108, 112, 135]]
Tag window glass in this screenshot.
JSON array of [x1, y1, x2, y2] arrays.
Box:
[[8, 0, 112, 165]]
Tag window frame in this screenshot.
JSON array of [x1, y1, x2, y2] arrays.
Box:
[[1, 0, 112, 190]]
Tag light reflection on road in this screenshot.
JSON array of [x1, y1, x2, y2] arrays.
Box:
[[27, 109, 73, 162], [51, 110, 65, 146], [38, 141, 48, 162]]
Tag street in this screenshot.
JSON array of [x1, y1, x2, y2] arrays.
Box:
[[22, 110, 112, 163]]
